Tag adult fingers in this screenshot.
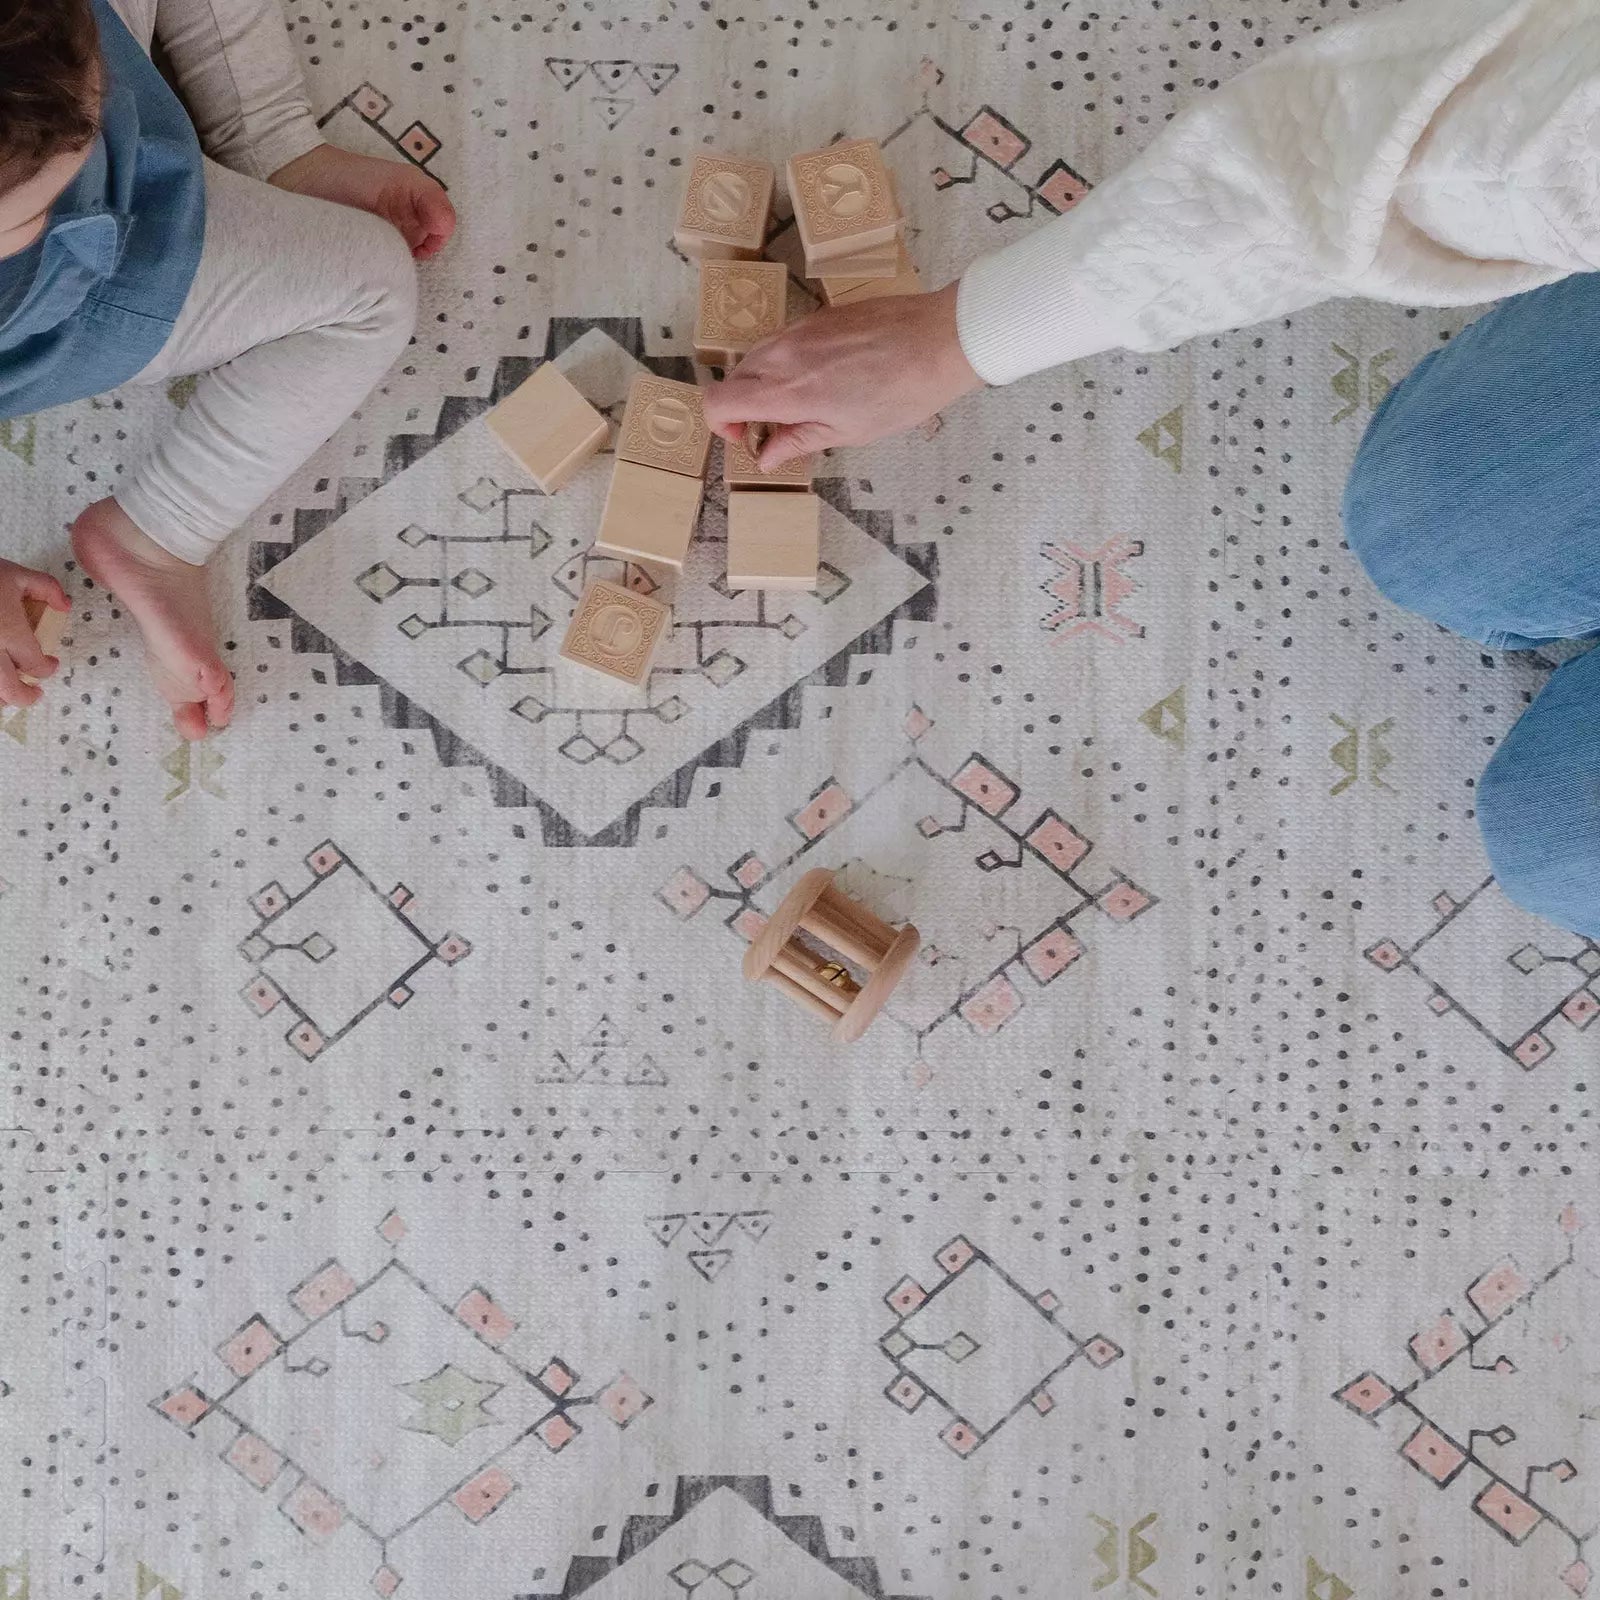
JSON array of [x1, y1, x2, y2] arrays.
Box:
[[758, 420, 833, 471], [703, 365, 813, 437]]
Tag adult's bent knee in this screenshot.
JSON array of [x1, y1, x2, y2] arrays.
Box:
[[1478, 651, 1600, 939], [1341, 360, 1490, 640]]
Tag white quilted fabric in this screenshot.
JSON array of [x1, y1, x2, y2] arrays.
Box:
[[958, 0, 1600, 383]]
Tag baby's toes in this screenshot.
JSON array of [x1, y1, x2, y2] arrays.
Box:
[[171, 701, 210, 742]]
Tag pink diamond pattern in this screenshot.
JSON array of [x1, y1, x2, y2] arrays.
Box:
[[453, 1467, 514, 1524]]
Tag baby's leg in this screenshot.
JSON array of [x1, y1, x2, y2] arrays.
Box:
[[74, 161, 417, 738]]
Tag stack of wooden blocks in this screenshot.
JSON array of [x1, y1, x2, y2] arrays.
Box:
[[788, 138, 922, 306], [483, 136, 920, 691]]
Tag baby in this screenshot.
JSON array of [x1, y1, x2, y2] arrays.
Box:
[[0, 0, 455, 737]]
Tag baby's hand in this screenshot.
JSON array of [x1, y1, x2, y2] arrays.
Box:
[[271, 145, 458, 261], [0, 559, 68, 707]]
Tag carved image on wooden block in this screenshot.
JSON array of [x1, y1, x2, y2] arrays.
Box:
[[787, 138, 901, 262], [485, 363, 609, 493], [615, 373, 711, 480], [593, 458, 705, 569], [694, 260, 787, 366], [722, 432, 812, 489], [675, 151, 775, 261], [727, 489, 820, 590], [558, 578, 671, 687]]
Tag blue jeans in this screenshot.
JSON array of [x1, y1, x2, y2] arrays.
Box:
[[1343, 271, 1600, 938]]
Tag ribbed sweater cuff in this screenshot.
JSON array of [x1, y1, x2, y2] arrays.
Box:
[[956, 231, 1123, 385]]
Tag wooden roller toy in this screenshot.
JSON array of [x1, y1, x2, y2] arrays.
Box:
[[742, 867, 920, 1042]]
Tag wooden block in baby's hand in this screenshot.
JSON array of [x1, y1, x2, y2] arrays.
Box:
[[486, 363, 608, 493], [558, 578, 671, 687], [615, 373, 712, 480], [676, 150, 775, 261], [820, 239, 923, 306], [787, 138, 901, 266], [727, 489, 820, 590], [694, 260, 787, 366], [722, 432, 812, 489], [594, 459, 704, 569], [20, 594, 64, 687]]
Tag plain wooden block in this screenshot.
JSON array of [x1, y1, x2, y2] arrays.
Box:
[[615, 373, 711, 480], [694, 260, 787, 366], [20, 594, 64, 687], [788, 138, 901, 265], [821, 240, 923, 306], [722, 432, 812, 489], [486, 363, 608, 493], [813, 237, 901, 279], [558, 578, 671, 687], [594, 458, 704, 569], [727, 489, 820, 590], [676, 151, 774, 261]]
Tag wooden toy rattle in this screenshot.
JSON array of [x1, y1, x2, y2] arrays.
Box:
[[742, 867, 920, 1042]]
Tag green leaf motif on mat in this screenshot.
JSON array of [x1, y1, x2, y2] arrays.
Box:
[[0, 1555, 27, 1600], [1329, 713, 1395, 796], [397, 1362, 504, 1447], [1307, 1557, 1355, 1600], [135, 1561, 182, 1600], [167, 375, 198, 410], [1138, 685, 1185, 748], [0, 419, 36, 467], [1136, 405, 1182, 473], [1331, 342, 1394, 424], [163, 741, 226, 802]]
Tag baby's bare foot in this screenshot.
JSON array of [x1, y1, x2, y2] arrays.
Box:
[[71, 498, 234, 741]]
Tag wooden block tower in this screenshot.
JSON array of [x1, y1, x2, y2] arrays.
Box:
[[593, 373, 712, 570]]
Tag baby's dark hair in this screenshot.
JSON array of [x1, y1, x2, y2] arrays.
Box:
[[0, 0, 101, 183]]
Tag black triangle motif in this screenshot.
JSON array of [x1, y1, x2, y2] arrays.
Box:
[[689, 1249, 733, 1282]]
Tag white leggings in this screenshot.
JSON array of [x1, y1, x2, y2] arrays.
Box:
[[106, 0, 419, 563]]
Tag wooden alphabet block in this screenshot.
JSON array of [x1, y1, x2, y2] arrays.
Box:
[[486, 363, 608, 493], [787, 138, 902, 267], [20, 594, 64, 686], [615, 373, 711, 480], [594, 458, 704, 569], [675, 150, 775, 261], [694, 260, 787, 367], [558, 578, 671, 687], [727, 489, 820, 590], [820, 239, 923, 306], [722, 432, 812, 489]]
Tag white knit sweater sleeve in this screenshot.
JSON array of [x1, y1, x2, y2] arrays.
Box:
[[956, 0, 1600, 385]]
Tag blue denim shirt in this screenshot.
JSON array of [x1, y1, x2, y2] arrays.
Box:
[[0, 0, 205, 419]]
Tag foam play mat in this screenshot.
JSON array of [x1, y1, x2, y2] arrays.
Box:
[[2, 4, 1590, 1597]]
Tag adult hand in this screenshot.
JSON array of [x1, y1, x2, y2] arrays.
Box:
[[703, 280, 983, 470]]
